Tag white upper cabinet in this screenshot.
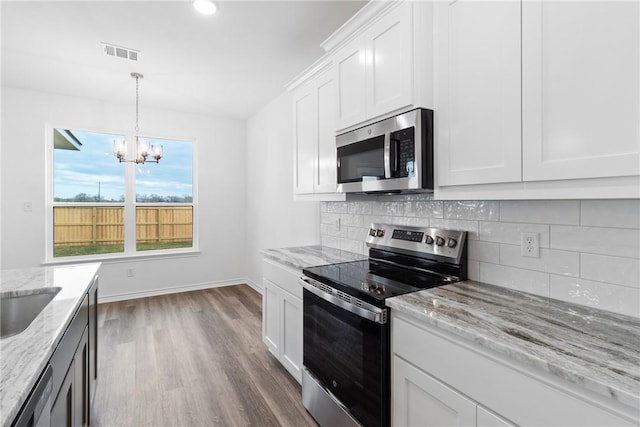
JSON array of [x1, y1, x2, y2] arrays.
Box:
[[365, 3, 413, 120], [436, 0, 640, 198], [290, 61, 345, 200], [328, 1, 432, 132], [435, 0, 522, 186], [522, 0, 640, 181], [293, 87, 315, 194], [335, 36, 367, 130]]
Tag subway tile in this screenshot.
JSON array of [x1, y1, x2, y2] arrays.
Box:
[[552, 225, 640, 258], [444, 201, 499, 221], [340, 239, 366, 255], [430, 219, 479, 240], [320, 202, 328, 213], [340, 214, 364, 227], [321, 212, 341, 225], [467, 260, 480, 281], [363, 215, 395, 227], [479, 222, 550, 247], [500, 200, 579, 225], [479, 263, 550, 297], [581, 200, 640, 229], [348, 226, 369, 241], [321, 235, 341, 250], [581, 254, 640, 288], [393, 217, 430, 227], [373, 201, 406, 216], [326, 202, 348, 214], [319, 223, 329, 236], [499, 244, 579, 277], [468, 241, 500, 263], [405, 200, 443, 218], [348, 201, 373, 215], [550, 275, 640, 318]]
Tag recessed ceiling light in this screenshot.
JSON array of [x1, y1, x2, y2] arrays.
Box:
[[193, 0, 217, 15]]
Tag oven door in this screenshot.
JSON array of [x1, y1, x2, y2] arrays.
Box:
[[301, 278, 389, 427]]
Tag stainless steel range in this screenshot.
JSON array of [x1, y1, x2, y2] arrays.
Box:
[[299, 223, 468, 427]]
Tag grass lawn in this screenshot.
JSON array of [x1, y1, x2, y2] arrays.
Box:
[[54, 241, 192, 257]]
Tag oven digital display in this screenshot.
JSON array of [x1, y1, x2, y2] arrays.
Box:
[[391, 229, 424, 242]]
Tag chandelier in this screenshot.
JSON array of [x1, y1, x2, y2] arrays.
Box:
[[113, 72, 163, 164]]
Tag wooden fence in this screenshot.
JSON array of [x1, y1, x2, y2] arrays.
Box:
[[53, 206, 193, 247]]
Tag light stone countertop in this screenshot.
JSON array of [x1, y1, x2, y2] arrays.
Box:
[[386, 280, 640, 411], [261, 245, 366, 271], [0, 263, 101, 427]]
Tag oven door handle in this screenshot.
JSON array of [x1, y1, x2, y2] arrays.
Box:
[[299, 276, 387, 324]]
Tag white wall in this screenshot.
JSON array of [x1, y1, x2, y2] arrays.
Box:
[[245, 91, 320, 288], [1, 87, 248, 300]]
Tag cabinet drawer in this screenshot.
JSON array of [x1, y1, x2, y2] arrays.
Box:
[[393, 314, 636, 426], [262, 259, 302, 299]]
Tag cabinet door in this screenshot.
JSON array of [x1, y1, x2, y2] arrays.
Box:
[[51, 362, 74, 427], [393, 356, 476, 427], [314, 72, 338, 193], [477, 406, 514, 427], [435, 0, 522, 186], [74, 328, 89, 427], [366, 2, 413, 119], [522, 1, 640, 181], [280, 292, 303, 383], [262, 279, 281, 357], [293, 86, 315, 195], [335, 36, 367, 130]]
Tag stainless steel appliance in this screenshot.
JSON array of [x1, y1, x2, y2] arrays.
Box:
[[336, 109, 433, 194], [300, 223, 467, 427]]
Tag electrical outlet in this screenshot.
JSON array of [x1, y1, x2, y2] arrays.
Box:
[[23, 201, 32, 212], [521, 232, 540, 258], [127, 268, 135, 277]]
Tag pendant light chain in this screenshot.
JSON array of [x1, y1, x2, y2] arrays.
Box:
[[134, 73, 140, 135]]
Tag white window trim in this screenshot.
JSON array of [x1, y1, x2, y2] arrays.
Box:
[[45, 124, 199, 263]]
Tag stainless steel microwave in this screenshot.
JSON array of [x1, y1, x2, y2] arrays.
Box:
[[336, 108, 433, 194]]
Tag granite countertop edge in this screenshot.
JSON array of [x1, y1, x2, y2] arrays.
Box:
[[386, 280, 640, 410], [0, 263, 101, 427], [261, 245, 366, 271]]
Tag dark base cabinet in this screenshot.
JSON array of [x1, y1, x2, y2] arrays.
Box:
[[49, 275, 98, 427]]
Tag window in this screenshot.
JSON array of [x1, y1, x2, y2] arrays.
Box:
[[50, 128, 195, 259]]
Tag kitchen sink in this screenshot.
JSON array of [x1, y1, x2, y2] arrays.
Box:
[[1, 289, 60, 338]]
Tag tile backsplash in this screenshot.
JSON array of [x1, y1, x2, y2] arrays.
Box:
[[320, 195, 640, 318]]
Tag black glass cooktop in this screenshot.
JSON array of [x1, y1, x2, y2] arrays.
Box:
[[303, 260, 455, 307]]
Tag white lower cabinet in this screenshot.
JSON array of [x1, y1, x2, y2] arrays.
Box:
[[394, 356, 476, 427], [262, 259, 303, 383], [392, 313, 636, 427]]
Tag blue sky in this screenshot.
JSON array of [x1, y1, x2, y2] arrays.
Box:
[[54, 129, 192, 201]]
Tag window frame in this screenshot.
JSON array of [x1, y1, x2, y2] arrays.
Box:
[[45, 124, 199, 263]]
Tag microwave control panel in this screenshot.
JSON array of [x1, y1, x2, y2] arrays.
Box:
[[391, 127, 415, 178]]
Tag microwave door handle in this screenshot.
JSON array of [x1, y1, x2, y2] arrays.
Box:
[[383, 132, 392, 178]]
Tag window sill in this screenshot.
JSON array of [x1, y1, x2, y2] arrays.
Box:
[[42, 248, 202, 266]]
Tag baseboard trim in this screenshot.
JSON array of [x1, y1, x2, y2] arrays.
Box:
[[245, 278, 263, 295], [99, 278, 251, 303]]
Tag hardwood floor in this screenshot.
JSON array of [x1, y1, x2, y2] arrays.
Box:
[[92, 285, 317, 427]]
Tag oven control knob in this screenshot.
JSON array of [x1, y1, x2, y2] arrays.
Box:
[[425, 236, 434, 245], [447, 238, 458, 248], [376, 229, 385, 237], [435, 236, 445, 246], [369, 228, 377, 237]]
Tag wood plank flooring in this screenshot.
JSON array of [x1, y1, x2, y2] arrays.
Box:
[[92, 285, 317, 427]]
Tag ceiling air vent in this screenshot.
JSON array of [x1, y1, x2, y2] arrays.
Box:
[[101, 43, 141, 62]]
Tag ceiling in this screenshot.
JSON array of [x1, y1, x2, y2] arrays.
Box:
[[1, 1, 366, 120]]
